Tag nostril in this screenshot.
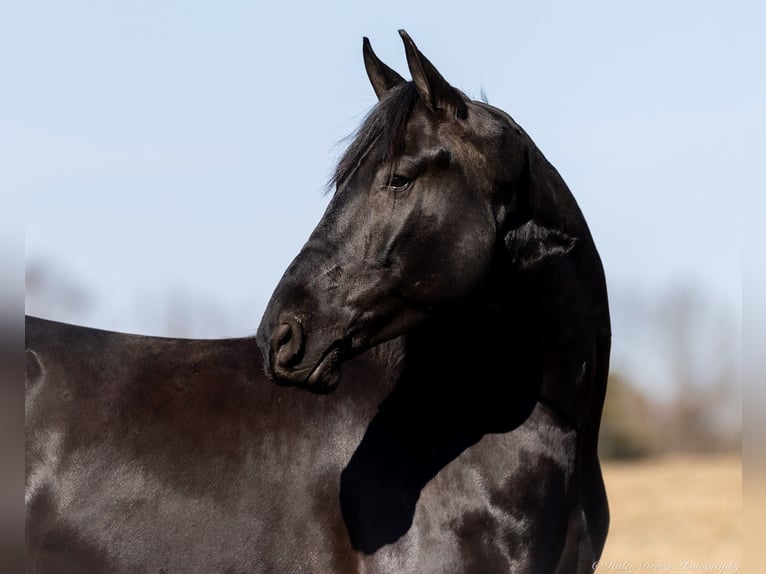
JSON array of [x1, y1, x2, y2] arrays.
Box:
[[274, 323, 292, 347], [272, 316, 305, 369]]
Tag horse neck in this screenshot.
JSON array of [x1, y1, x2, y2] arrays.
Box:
[[520, 143, 611, 449], [404, 140, 612, 448]]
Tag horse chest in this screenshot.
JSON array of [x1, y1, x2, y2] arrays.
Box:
[[348, 405, 578, 573]]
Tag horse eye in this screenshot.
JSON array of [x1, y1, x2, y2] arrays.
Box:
[[387, 175, 411, 191]]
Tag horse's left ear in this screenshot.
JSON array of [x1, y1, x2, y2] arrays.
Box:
[[504, 221, 577, 270], [502, 150, 577, 269], [399, 30, 467, 119], [363, 37, 405, 99]]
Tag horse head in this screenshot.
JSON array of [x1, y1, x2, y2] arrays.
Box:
[[257, 30, 584, 393]]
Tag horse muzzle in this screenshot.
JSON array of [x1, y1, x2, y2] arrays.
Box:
[[256, 313, 345, 394]]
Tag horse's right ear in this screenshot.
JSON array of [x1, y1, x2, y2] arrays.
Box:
[[363, 37, 405, 100], [399, 29, 467, 119]]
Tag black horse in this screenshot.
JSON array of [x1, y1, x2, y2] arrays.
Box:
[[26, 31, 610, 573]]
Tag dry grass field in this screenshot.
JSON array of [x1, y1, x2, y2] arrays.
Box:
[[597, 454, 742, 573]]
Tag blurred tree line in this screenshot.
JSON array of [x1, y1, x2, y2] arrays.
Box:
[[26, 259, 741, 460], [599, 371, 740, 459], [600, 285, 740, 459]]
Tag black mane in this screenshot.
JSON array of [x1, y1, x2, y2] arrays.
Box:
[[332, 82, 419, 189]]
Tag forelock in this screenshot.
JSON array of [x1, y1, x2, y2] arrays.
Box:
[[331, 82, 420, 190]]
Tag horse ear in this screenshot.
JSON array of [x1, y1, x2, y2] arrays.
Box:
[[363, 37, 405, 100], [502, 150, 577, 269], [398, 29, 467, 119], [504, 221, 577, 270]]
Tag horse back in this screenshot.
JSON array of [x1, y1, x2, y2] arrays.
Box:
[[24, 317, 286, 573], [24, 317, 383, 573]]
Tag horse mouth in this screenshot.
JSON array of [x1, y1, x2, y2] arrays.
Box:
[[269, 343, 345, 394], [304, 345, 343, 393]]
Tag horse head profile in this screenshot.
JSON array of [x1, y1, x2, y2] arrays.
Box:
[[257, 30, 607, 404]]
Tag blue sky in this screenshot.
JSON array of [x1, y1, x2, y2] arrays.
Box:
[[8, 1, 762, 397]]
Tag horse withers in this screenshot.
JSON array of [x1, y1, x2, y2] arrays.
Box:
[[26, 31, 610, 573]]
